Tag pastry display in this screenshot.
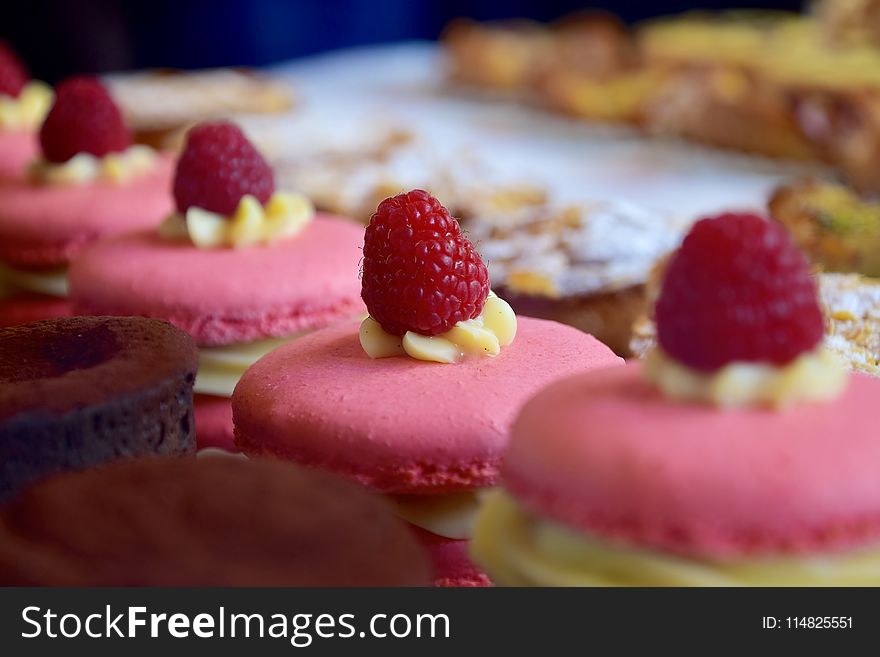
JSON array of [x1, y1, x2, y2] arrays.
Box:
[[69, 121, 364, 450], [232, 190, 622, 586], [473, 212, 880, 585], [3, 3, 875, 591], [0, 316, 197, 501], [443, 18, 553, 97], [0, 76, 173, 326], [0, 457, 430, 586], [105, 68, 294, 150], [443, 5, 880, 191]]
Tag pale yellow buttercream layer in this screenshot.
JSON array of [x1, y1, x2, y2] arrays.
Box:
[[388, 489, 492, 540], [195, 334, 307, 397], [471, 491, 880, 587], [644, 346, 847, 409], [0, 263, 68, 298]]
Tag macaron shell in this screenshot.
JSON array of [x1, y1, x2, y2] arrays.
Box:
[[69, 215, 365, 346], [506, 361, 880, 558], [0, 155, 174, 268], [0, 131, 37, 183], [233, 317, 622, 493], [194, 394, 235, 451], [0, 293, 71, 328], [409, 524, 492, 587]]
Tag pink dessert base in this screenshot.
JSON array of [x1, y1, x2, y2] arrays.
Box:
[[194, 394, 236, 452], [0, 293, 71, 328], [409, 525, 492, 587], [507, 361, 880, 558], [0, 155, 174, 268], [232, 317, 622, 494], [0, 131, 37, 184], [69, 215, 366, 346]]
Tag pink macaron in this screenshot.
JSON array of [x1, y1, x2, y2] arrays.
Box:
[[192, 394, 235, 451], [0, 131, 37, 183], [69, 217, 365, 345], [69, 215, 365, 449], [505, 361, 880, 558], [0, 157, 174, 270], [69, 121, 367, 451], [232, 316, 622, 584]]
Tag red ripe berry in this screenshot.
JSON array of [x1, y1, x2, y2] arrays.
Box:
[[173, 121, 275, 216], [655, 212, 823, 372], [362, 189, 491, 336], [39, 76, 132, 163], [0, 41, 29, 98]]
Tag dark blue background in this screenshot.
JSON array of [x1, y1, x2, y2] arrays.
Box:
[[3, 0, 803, 81]]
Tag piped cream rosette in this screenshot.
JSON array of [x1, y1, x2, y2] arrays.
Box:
[[0, 81, 52, 130], [359, 291, 517, 364], [29, 145, 158, 185], [644, 345, 849, 409], [159, 191, 314, 249]]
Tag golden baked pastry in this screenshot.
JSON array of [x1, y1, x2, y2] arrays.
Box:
[[105, 68, 294, 149], [769, 179, 880, 276]]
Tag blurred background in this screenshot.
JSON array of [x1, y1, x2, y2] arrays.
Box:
[[4, 0, 805, 80]]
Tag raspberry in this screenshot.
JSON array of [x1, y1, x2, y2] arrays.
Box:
[[655, 212, 823, 372], [173, 121, 274, 216], [39, 76, 131, 164], [0, 41, 28, 98], [362, 189, 490, 336]]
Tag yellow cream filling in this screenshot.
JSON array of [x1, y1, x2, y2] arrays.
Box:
[[196, 448, 248, 460], [0, 81, 52, 130], [643, 345, 848, 409], [0, 263, 68, 298], [195, 334, 309, 397], [388, 489, 492, 540], [359, 292, 517, 364], [29, 145, 157, 186], [472, 491, 880, 586], [159, 192, 314, 249]]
